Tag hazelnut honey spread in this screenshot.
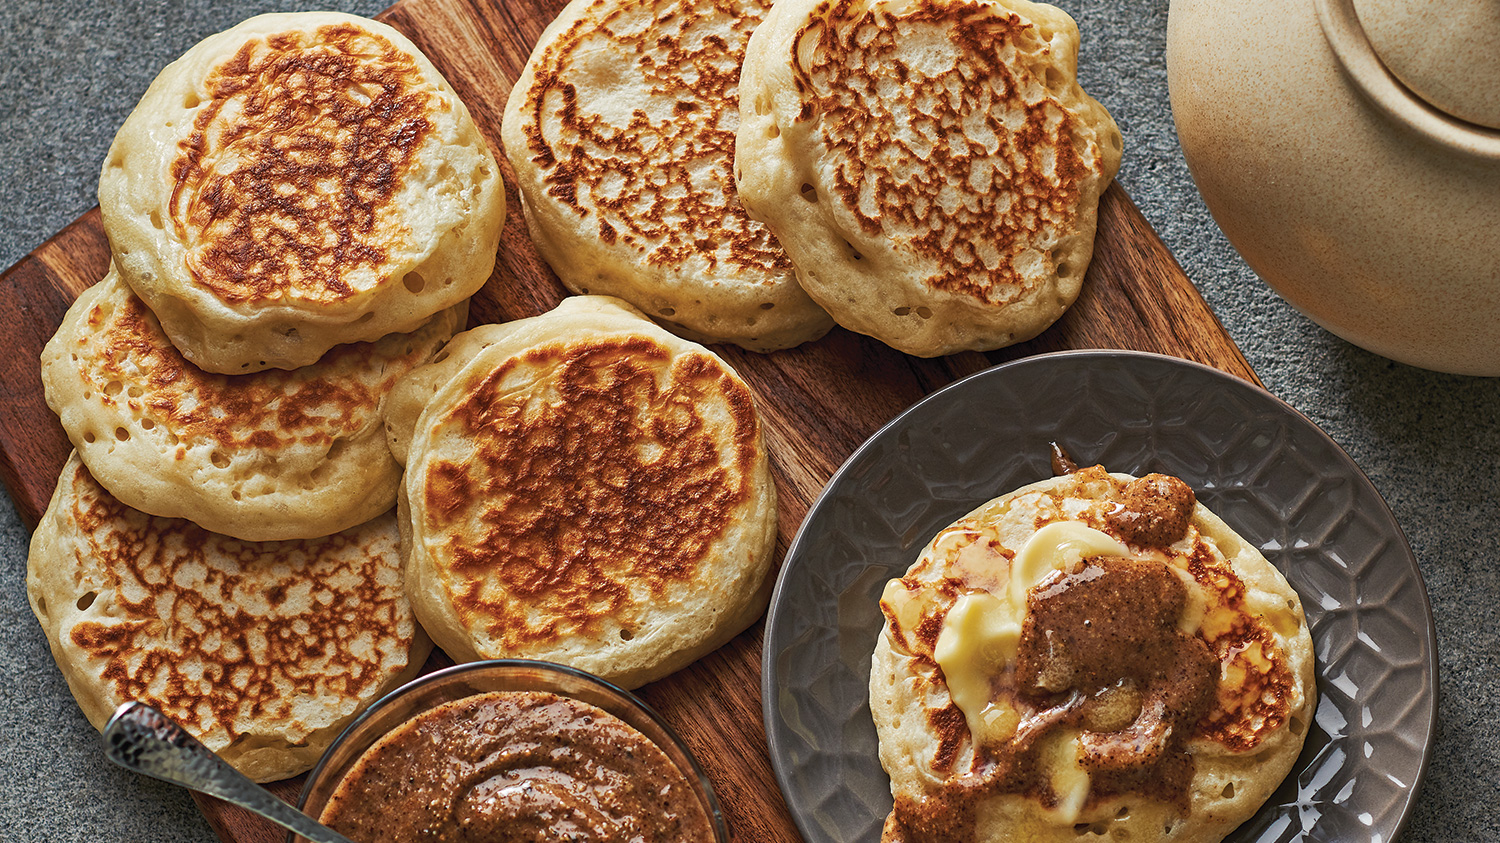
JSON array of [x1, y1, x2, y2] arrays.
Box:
[[878, 467, 1300, 842], [1016, 556, 1218, 801], [318, 691, 714, 843]]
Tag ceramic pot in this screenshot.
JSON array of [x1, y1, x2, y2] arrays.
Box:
[[1166, 0, 1500, 376]]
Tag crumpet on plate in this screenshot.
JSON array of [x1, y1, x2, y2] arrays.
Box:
[[871, 466, 1314, 843]]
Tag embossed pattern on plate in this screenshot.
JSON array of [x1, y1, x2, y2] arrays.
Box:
[[762, 350, 1436, 843]]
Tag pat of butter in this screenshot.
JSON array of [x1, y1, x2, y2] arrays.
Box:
[[881, 578, 929, 636], [1047, 731, 1091, 824], [934, 591, 1023, 745], [1009, 522, 1130, 609], [934, 522, 1128, 748]]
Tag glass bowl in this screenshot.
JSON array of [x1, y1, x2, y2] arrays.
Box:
[[290, 658, 729, 842]]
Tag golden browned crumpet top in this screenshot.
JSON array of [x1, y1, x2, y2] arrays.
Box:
[[393, 296, 778, 689], [737, 0, 1122, 357], [870, 467, 1315, 843], [26, 453, 430, 783], [501, 0, 832, 352], [41, 266, 465, 542], [98, 12, 504, 373]]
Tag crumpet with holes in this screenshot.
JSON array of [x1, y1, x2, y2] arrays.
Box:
[[26, 453, 429, 782], [736, 0, 1122, 357], [41, 266, 465, 542], [98, 12, 504, 373], [871, 466, 1314, 843], [501, 0, 832, 352], [391, 295, 777, 689]]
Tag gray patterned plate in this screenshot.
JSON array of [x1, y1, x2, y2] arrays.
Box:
[[762, 350, 1435, 843]]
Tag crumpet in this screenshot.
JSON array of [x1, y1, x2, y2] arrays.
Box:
[[27, 453, 429, 782], [737, 0, 1122, 357], [41, 266, 465, 542], [871, 466, 1314, 843], [98, 12, 504, 373], [392, 296, 778, 689], [502, 0, 832, 352]]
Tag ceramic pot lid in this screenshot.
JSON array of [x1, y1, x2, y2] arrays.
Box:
[[1353, 0, 1500, 129]]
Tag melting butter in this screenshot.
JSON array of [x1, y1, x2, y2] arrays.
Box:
[[1009, 522, 1130, 603], [934, 591, 1023, 745], [934, 522, 1128, 749], [1046, 731, 1091, 824], [881, 578, 929, 637]]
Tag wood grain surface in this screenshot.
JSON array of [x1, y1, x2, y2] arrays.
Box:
[[0, 0, 1260, 841]]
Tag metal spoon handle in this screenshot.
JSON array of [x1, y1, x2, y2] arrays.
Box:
[[103, 702, 356, 843]]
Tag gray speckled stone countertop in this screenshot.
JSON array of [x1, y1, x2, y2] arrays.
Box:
[[1, 1, 1495, 841]]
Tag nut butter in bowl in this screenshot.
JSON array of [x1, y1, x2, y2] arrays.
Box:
[[292, 659, 727, 843]]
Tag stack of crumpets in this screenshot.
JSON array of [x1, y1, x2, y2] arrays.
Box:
[[28, 11, 505, 782], [501, 0, 1120, 360]]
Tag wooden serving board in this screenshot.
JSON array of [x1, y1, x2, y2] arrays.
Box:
[[0, 0, 1259, 840]]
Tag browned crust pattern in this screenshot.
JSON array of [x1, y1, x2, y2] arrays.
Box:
[[422, 336, 761, 646], [56, 460, 409, 742], [171, 23, 438, 305], [519, 0, 792, 275], [791, 0, 1096, 301], [1185, 543, 1297, 751], [71, 283, 405, 455]]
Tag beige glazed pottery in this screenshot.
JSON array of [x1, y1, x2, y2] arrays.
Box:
[[1167, 0, 1500, 376]]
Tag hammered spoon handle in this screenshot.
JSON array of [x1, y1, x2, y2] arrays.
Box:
[[102, 701, 356, 843]]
